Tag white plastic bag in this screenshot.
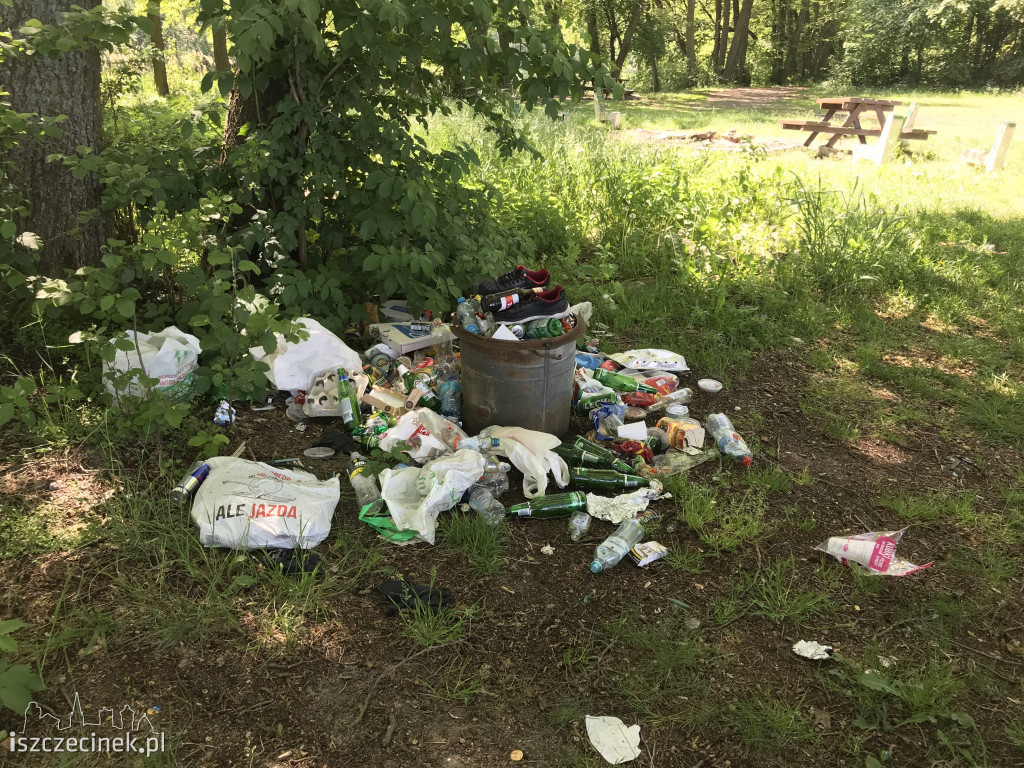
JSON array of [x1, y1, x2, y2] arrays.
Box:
[[378, 450, 486, 544], [479, 426, 569, 498], [378, 408, 467, 463], [103, 326, 201, 402], [249, 318, 362, 392], [190, 456, 339, 549]]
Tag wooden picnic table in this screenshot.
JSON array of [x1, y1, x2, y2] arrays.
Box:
[[780, 97, 935, 155]]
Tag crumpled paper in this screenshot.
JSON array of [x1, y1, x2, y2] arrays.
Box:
[[586, 485, 667, 524], [586, 715, 641, 764]]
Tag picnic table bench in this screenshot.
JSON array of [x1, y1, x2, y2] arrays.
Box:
[[781, 97, 936, 156]]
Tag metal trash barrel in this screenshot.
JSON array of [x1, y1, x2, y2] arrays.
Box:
[[453, 319, 586, 437]]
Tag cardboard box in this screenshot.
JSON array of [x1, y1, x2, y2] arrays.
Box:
[[369, 323, 454, 355]]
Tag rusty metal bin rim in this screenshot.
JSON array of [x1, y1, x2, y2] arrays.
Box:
[[451, 318, 586, 351]]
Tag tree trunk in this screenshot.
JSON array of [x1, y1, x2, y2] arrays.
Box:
[[713, 0, 723, 71], [717, 0, 731, 74], [586, 7, 601, 56], [613, 1, 646, 76], [0, 0, 105, 275], [149, 0, 169, 96], [723, 0, 754, 81], [651, 57, 661, 91], [213, 28, 230, 72], [685, 0, 697, 67]]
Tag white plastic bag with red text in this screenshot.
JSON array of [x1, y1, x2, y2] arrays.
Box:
[[190, 456, 340, 549]]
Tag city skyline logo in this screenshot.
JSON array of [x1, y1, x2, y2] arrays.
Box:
[[10, 693, 165, 757]]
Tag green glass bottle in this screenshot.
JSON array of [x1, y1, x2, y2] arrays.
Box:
[[568, 467, 650, 490], [509, 491, 587, 519], [523, 318, 564, 339], [402, 370, 441, 410], [570, 437, 636, 475], [336, 372, 363, 430], [593, 368, 659, 394]]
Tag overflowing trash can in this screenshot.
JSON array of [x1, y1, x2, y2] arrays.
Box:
[[453, 319, 585, 437]]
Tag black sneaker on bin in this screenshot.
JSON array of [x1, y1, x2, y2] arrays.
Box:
[[496, 286, 570, 324], [472, 265, 550, 296]]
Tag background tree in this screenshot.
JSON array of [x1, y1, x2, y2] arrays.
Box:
[[0, 0, 105, 275]]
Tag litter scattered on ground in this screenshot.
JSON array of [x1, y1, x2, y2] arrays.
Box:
[[585, 715, 641, 764], [815, 529, 933, 575], [541, 544, 555, 556], [303, 446, 335, 459], [793, 640, 834, 660], [510, 749, 524, 761], [214, 400, 236, 425], [697, 378, 723, 393]]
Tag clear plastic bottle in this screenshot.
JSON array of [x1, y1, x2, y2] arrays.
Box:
[[450, 435, 502, 454], [478, 459, 511, 496], [590, 518, 645, 573], [568, 510, 592, 542], [705, 413, 753, 467], [347, 452, 384, 515], [646, 388, 694, 414], [455, 297, 481, 335], [438, 377, 462, 422], [467, 487, 506, 526]]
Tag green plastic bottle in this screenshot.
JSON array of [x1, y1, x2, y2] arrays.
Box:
[[568, 467, 650, 491], [509, 492, 587, 519], [523, 318, 564, 339], [570, 436, 636, 475], [593, 368, 659, 394]]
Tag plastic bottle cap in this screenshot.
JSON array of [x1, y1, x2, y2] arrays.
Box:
[[589, 561, 603, 574], [457, 297, 466, 304], [698, 378, 723, 393], [741, 456, 753, 467]]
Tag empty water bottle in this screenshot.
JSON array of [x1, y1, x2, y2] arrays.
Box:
[[455, 297, 481, 335], [705, 413, 753, 467], [468, 487, 506, 525], [590, 518, 645, 573], [567, 510, 592, 542], [438, 377, 462, 422], [347, 452, 384, 515], [478, 459, 511, 496]]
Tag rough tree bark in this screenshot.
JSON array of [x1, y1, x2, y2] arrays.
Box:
[[149, 0, 169, 96], [685, 0, 697, 67], [0, 0, 105, 276], [723, 0, 754, 81]]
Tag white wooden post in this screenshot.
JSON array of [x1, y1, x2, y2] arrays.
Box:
[[852, 108, 908, 166]]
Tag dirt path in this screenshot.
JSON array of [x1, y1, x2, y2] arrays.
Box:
[[702, 86, 810, 110]]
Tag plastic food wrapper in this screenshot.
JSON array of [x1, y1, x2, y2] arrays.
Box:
[[190, 456, 339, 549], [479, 425, 569, 498], [608, 348, 688, 372], [585, 716, 641, 765], [378, 409, 467, 463], [587, 485, 666, 524], [815, 529, 932, 576], [249, 317, 362, 392], [103, 326, 201, 402], [378, 450, 486, 544], [592, 403, 627, 442]]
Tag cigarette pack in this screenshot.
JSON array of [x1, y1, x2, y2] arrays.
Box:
[[629, 540, 668, 567]]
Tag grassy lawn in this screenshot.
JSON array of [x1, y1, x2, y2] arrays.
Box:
[[2, 88, 1023, 766]]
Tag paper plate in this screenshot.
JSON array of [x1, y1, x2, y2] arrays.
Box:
[[303, 447, 336, 459], [697, 378, 723, 393]]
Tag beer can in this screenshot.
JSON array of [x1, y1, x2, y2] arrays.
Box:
[[171, 460, 211, 503]]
